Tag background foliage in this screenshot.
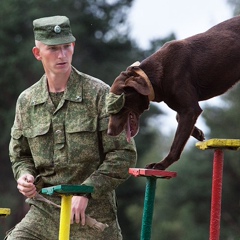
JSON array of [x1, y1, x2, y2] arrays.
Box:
[[0, 0, 240, 239]]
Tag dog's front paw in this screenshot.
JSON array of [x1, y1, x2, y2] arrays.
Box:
[[153, 163, 167, 170], [145, 162, 166, 170], [145, 163, 156, 169]]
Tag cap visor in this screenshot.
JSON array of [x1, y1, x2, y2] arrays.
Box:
[[40, 36, 76, 45]]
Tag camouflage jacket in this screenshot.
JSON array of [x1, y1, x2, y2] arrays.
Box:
[[9, 67, 137, 200]]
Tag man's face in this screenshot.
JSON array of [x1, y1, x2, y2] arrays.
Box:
[[33, 42, 75, 75]]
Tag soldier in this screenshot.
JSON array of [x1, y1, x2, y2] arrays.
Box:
[[7, 16, 136, 239]]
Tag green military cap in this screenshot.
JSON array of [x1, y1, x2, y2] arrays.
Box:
[[33, 16, 76, 45]]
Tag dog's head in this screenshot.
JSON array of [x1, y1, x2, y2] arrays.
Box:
[[107, 65, 152, 142]]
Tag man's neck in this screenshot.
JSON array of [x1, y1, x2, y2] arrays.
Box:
[[46, 69, 71, 93]]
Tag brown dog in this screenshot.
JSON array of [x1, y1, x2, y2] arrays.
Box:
[[107, 16, 240, 170]]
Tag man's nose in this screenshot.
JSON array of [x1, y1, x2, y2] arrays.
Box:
[[58, 48, 66, 58]]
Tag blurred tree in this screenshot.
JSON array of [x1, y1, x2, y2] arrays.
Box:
[[228, 0, 240, 15]]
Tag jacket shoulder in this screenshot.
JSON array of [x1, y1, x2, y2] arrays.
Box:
[[17, 75, 47, 105], [73, 68, 110, 91]]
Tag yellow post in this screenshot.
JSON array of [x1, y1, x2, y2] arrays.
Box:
[[59, 195, 72, 240], [41, 185, 94, 240], [0, 208, 11, 217], [196, 138, 240, 150]]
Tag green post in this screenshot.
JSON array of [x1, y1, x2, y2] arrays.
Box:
[[129, 168, 177, 240], [141, 177, 157, 240]]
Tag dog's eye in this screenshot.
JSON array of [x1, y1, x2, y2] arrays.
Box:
[[124, 87, 135, 94]]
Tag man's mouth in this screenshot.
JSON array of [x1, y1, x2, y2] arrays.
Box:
[[56, 62, 67, 66]]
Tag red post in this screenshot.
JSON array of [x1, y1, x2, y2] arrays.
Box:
[[209, 149, 224, 240], [196, 139, 240, 239]]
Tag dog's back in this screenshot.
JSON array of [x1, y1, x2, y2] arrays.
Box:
[[142, 15, 240, 102], [206, 15, 240, 33]]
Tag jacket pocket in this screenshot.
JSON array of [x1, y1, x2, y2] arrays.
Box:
[[65, 116, 97, 133], [65, 116, 100, 164], [23, 123, 51, 138], [22, 122, 54, 170]]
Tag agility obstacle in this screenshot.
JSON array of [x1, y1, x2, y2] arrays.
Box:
[[129, 168, 177, 240], [42, 184, 93, 240], [0, 208, 10, 217], [196, 138, 240, 240]]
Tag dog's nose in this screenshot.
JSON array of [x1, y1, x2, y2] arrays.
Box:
[[107, 129, 113, 136]]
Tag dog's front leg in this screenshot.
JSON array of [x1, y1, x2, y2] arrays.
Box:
[[146, 105, 202, 170]]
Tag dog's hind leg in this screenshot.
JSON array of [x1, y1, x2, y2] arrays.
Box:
[[176, 113, 205, 141], [191, 126, 205, 141]]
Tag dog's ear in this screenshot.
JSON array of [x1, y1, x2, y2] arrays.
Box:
[[125, 76, 150, 96], [111, 71, 129, 95]]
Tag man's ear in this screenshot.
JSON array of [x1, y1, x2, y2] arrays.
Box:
[[32, 47, 41, 61], [72, 42, 75, 54]]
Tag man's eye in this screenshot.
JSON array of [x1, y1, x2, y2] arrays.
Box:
[[48, 46, 57, 50], [64, 44, 71, 49]]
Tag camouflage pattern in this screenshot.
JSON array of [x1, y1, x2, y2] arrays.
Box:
[[8, 67, 137, 239], [106, 92, 125, 114]]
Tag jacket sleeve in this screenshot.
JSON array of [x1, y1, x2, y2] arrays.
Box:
[[9, 96, 37, 180], [82, 125, 137, 199], [82, 84, 137, 199]]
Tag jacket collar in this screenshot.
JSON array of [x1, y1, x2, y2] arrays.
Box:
[[31, 67, 83, 106]]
